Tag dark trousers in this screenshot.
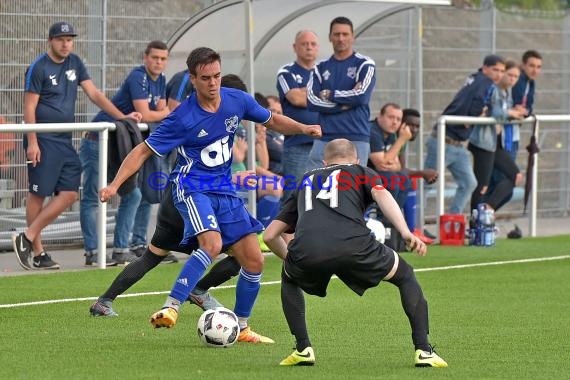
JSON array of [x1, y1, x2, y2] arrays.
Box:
[[468, 143, 519, 212]]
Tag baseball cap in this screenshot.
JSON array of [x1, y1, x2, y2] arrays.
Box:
[[49, 22, 77, 38], [482, 54, 505, 67]]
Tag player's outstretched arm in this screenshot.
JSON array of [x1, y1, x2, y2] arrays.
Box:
[[263, 220, 290, 260], [99, 142, 154, 202], [371, 187, 427, 256], [265, 113, 321, 138]]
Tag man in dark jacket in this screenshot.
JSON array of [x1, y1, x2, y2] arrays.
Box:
[[424, 54, 505, 214]]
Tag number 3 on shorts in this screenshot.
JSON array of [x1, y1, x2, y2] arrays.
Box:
[[207, 215, 218, 228]]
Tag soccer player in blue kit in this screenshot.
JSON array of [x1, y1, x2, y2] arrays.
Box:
[[99, 47, 321, 342]]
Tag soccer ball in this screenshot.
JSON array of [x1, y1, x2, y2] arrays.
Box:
[[197, 307, 239, 348]]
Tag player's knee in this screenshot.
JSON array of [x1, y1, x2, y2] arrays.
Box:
[[387, 257, 414, 286], [200, 239, 223, 257], [244, 252, 264, 273]]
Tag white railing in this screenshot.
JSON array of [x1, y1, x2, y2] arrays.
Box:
[[0, 122, 148, 268], [434, 114, 570, 239]]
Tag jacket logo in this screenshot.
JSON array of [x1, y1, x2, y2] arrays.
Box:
[[322, 70, 331, 81], [49, 74, 58, 86], [347, 66, 356, 79]]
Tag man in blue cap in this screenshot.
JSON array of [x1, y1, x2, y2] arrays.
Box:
[[13, 21, 141, 270]]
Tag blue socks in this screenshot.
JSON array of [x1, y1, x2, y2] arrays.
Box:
[[169, 249, 212, 304], [404, 190, 417, 231], [234, 268, 261, 318]]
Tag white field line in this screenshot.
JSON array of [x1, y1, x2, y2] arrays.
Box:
[[1, 254, 569, 309]]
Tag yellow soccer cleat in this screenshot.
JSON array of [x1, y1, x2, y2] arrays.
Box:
[[237, 326, 275, 343], [150, 307, 178, 329], [414, 346, 448, 368], [279, 347, 315, 366]]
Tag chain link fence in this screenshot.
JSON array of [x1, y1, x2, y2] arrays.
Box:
[[1, 1, 569, 249]]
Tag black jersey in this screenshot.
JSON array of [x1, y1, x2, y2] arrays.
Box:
[[278, 164, 383, 262]]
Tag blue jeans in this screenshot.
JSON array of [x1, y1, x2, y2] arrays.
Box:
[[424, 136, 477, 214], [306, 139, 370, 171], [79, 138, 147, 252], [131, 197, 151, 247], [281, 143, 312, 202]]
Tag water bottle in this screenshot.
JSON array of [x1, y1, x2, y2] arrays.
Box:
[[484, 208, 495, 246], [469, 209, 478, 245]]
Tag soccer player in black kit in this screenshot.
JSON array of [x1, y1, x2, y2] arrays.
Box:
[[263, 138, 448, 368]]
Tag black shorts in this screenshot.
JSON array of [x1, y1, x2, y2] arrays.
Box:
[[151, 185, 196, 254], [150, 185, 237, 254], [26, 138, 81, 196], [283, 241, 397, 297]]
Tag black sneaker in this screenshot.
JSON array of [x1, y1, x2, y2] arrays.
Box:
[[112, 250, 139, 265], [161, 253, 179, 264], [12, 232, 33, 270], [130, 244, 147, 257], [33, 252, 60, 270], [84, 252, 118, 267]]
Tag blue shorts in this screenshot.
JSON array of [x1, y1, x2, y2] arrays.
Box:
[[173, 189, 264, 248], [25, 138, 81, 196]]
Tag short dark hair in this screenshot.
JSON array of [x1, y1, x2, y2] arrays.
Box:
[[330, 16, 353, 34], [483, 54, 505, 67], [380, 102, 401, 115], [221, 74, 247, 92], [402, 108, 420, 119], [186, 47, 221, 76], [144, 40, 168, 55], [522, 50, 542, 64], [254, 92, 269, 108]]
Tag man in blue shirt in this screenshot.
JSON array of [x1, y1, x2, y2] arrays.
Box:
[[166, 70, 193, 110], [13, 22, 139, 270], [98, 47, 321, 340], [503, 50, 542, 160], [307, 16, 376, 170], [80, 40, 170, 267], [277, 30, 320, 202]]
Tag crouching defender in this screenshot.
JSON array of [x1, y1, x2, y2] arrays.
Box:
[[263, 138, 448, 367]]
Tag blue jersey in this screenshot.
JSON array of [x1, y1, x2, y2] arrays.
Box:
[[93, 65, 166, 122], [145, 87, 271, 196], [307, 52, 376, 142], [24, 52, 90, 141], [166, 70, 193, 103], [276, 62, 318, 147]]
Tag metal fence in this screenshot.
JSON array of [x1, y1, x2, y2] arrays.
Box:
[[1, 1, 569, 250]]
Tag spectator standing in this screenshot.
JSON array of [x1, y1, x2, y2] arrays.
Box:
[[80, 40, 170, 266], [306, 17, 376, 170], [469, 59, 525, 213], [13, 22, 139, 270], [503, 50, 542, 160], [424, 55, 505, 214], [276, 30, 320, 201]]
